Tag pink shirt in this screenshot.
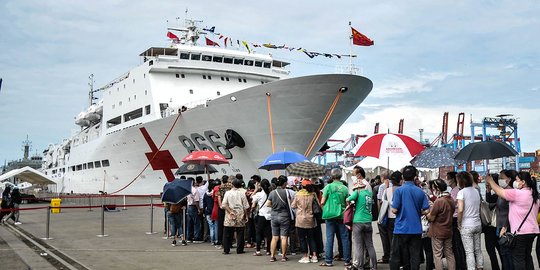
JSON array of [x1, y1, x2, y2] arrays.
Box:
[[505, 188, 540, 235]]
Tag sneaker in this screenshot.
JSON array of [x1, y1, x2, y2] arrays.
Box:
[[181, 240, 187, 246], [14, 222, 22, 225], [298, 257, 310, 263], [193, 240, 204, 244], [310, 257, 318, 263], [171, 240, 177, 246]]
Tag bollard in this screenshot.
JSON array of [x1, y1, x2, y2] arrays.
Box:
[[88, 196, 93, 212], [97, 205, 108, 237], [145, 196, 157, 234], [181, 208, 187, 246], [41, 206, 53, 240], [123, 195, 127, 210]]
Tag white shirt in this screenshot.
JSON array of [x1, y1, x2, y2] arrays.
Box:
[[456, 187, 481, 227], [252, 191, 272, 220], [196, 181, 209, 209]]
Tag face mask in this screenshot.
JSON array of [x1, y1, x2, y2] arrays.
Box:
[[498, 180, 508, 188], [512, 181, 521, 189]]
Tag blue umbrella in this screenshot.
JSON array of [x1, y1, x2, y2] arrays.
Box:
[[161, 178, 193, 204], [259, 151, 309, 171]]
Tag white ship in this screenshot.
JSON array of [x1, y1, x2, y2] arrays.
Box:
[[42, 20, 373, 195]]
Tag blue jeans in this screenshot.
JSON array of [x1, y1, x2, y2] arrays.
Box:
[[206, 215, 217, 244], [186, 206, 201, 240], [167, 212, 182, 237], [325, 219, 351, 264]]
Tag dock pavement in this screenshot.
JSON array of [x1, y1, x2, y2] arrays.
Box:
[[0, 197, 537, 269]]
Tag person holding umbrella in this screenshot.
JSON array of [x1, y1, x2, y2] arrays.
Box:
[[486, 171, 539, 270]]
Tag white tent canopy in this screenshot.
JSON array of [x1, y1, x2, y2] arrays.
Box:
[[0, 166, 56, 186]]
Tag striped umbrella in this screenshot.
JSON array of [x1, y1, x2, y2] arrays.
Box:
[[285, 161, 326, 179]]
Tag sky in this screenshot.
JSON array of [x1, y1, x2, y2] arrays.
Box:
[[0, 0, 539, 165]]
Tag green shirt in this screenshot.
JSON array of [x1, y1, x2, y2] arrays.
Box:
[[322, 181, 349, 219], [347, 189, 373, 223]]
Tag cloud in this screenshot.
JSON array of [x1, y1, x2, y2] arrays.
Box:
[[370, 71, 461, 98]]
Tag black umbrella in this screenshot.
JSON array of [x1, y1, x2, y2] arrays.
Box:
[[410, 147, 465, 168], [162, 178, 193, 204], [454, 141, 518, 162], [175, 163, 218, 175]]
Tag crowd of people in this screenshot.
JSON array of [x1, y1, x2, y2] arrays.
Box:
[[162, 166, 540, 270]]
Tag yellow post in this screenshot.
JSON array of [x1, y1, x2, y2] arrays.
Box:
[[51, 198, 62, 213]]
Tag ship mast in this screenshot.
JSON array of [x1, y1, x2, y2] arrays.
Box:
[[88, 74, 100, 106]]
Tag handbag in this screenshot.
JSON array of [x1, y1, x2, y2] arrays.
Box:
[[480, 200, 492, 226], [312, 195, 322, 215], [498, 201, 534, 248], [322, 187, 343, 220], [378, 191, 389, 225], [343, 203, 355, 230]]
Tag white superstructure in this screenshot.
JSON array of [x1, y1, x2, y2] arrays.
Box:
[[42, 20, 373, 194]]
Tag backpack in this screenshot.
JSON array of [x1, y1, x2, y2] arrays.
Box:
[[169, 203, 182, 214]]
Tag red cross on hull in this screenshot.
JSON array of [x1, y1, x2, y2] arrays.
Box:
[[140, 127, 179, 181]]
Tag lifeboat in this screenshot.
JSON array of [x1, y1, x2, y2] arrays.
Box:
[[75, 112, 91, 126]]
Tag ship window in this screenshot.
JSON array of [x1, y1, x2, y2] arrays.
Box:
[[128, 97, 131, 102], [144, 73, 146, 78], [243, 79, 247, 83], [149, 60, 153, 66], [255, 61, 262, 67], [202, 55, 212, 62], [106, 116, 121, 128], [226, 77, 229, 81], [109, 91, 111, 95], [189, 89, 193, 94], [224, 57, 233, 64], [94, 161, 101, 168], [71, 166, 75, 171], [88, 162, 94, 169], [76, 164, 82, 171], [213, 56, 223, 63], [217, 91, 221, 96], [261, 81, 264, 84], [208, 75, 212, 80], [119, 101, 123, 106], [203, 75, 207, 79], [124, 84, 126, 89], [124, 108, 143, 122], [134, 95, 136, 100], [102, 160, 110, 167], [176, 74, 180, 78], [244, 60, 253, 66], [221, 77, 224, 81], [191, 54, 201, 60], [238, 78, 242, 82], [145, 90, 148, 95], [181, 74, 185, 78], [112, 104, 115, 109], [145, 105, 150, 115], [180, 53, 189, 59], [117, 87, 119, 92], [133, 78, 135, 84], [83, 163, 87, 170], [234, 59, 243, 65], [263, 62, 271, 68]]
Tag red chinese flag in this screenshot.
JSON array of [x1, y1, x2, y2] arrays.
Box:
[[205, 37, 220, 47], [166, 31, 179, 40], [351, 27, 374, 46]]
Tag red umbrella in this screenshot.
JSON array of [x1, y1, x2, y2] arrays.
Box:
[[181, 150, 229, 165], [355, 133, 424, 158], [354, 133, 424, 170]]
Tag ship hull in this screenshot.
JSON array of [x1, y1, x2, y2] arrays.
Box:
[[47, 74, 372, 194]]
